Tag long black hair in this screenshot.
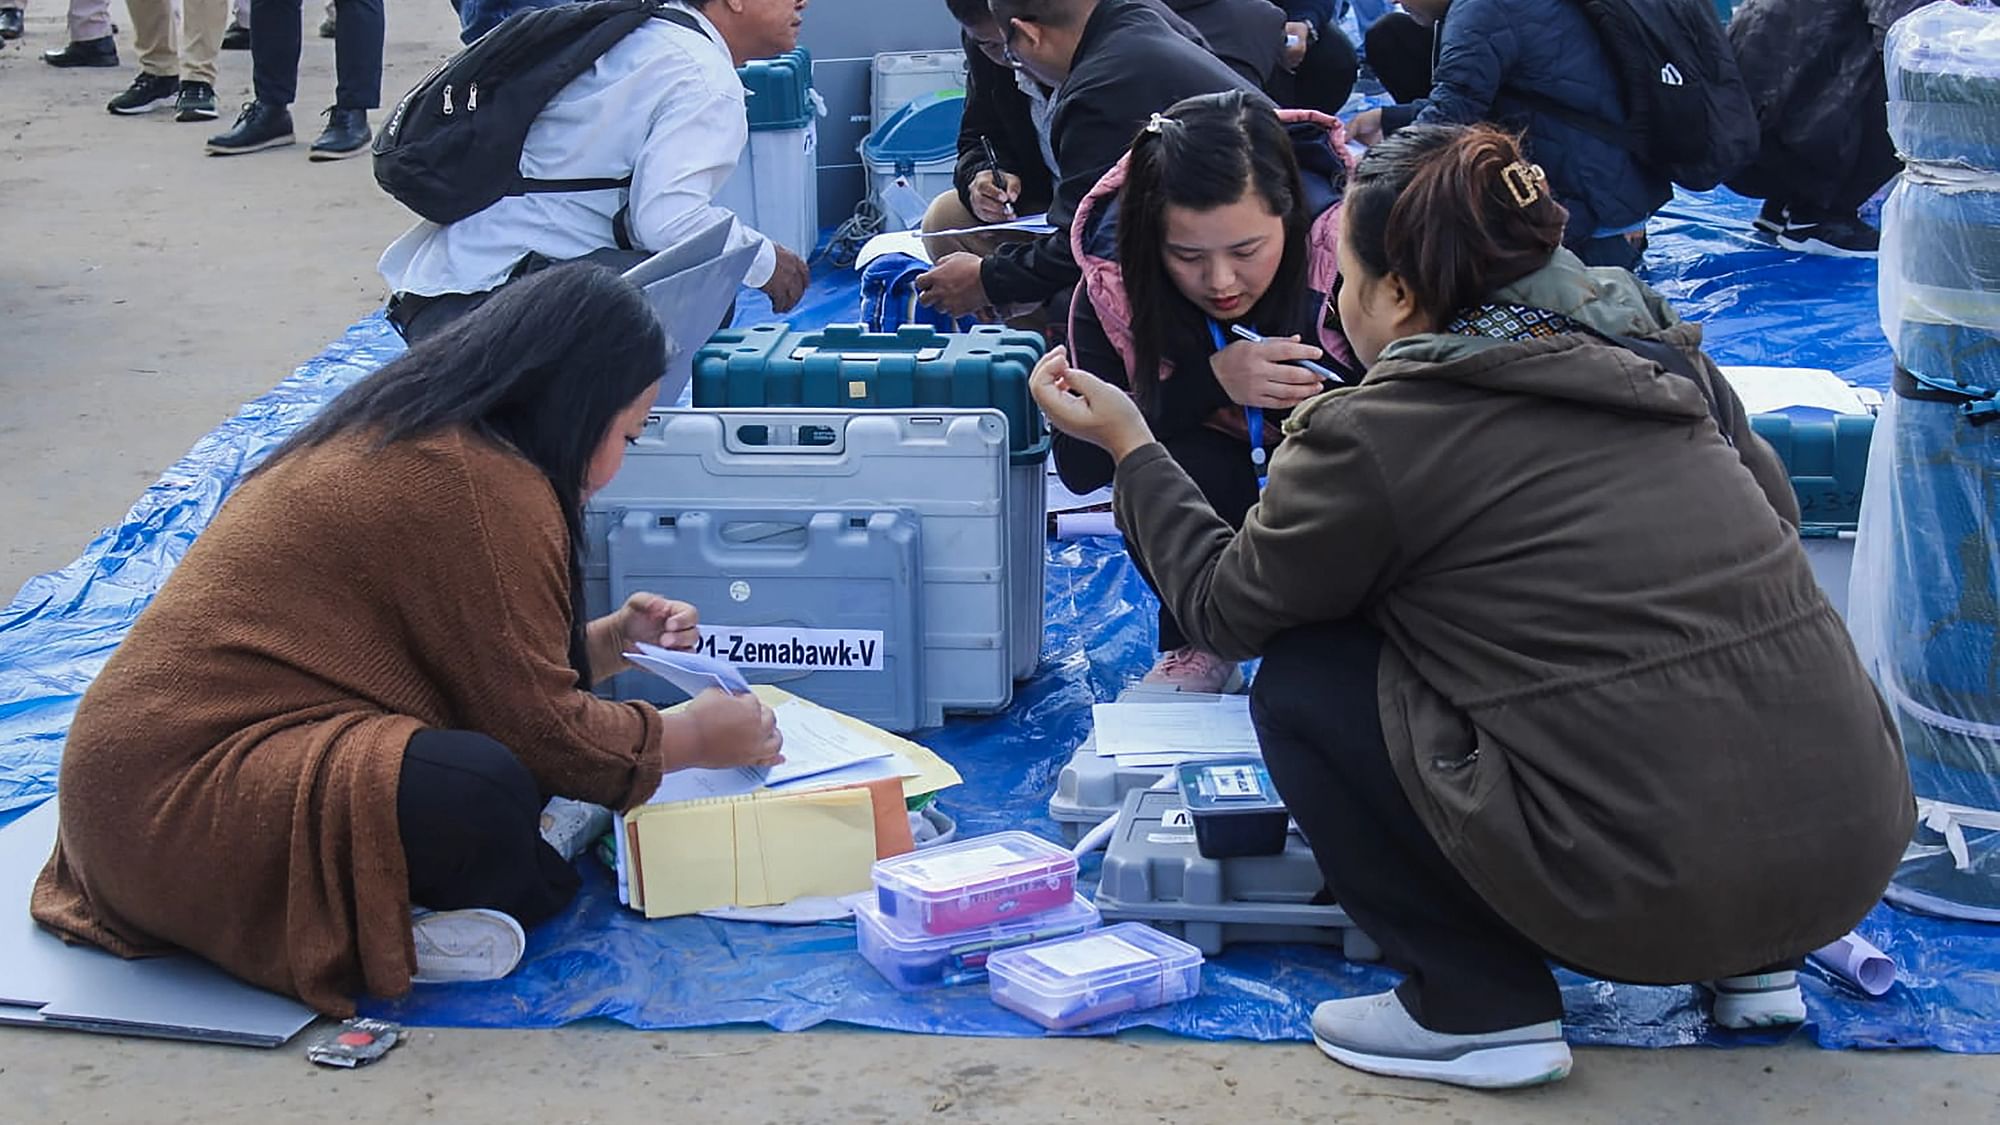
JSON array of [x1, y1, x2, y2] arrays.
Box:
[[1118, 90, 1310, 411], [257, 263, 669, 682]]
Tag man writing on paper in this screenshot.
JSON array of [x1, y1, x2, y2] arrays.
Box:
[[915, 0, 1262, 332], [378, 0, 815, 344]]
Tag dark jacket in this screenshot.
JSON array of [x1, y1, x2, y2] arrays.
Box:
[[1380, 0, 1671, 242], [954, 0, 1284, 225], [1726, 0, 1928, 210], [1163, 0, 1288, 88], [1058, 283, 1326, 494], [955, 36, 1058, 221], [1113, 252, 1912, 982], [979, 0, 1263, 308]]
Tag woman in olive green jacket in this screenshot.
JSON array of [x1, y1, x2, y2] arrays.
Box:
[[1032, 124, 1911, 1091]]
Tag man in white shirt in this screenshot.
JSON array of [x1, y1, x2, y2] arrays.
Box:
[[380, 0, 812, 344]]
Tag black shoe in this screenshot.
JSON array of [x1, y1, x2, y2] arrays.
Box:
[[108, 72, 181, 115], [1753, 199, 1788, 236], [206, 101, 295, 155], [42, 35, 120, 67], [0, 8, 24, 39], [309, 106, 371, 161], [221, 22, 249, 49], [175, 81, 219, 122], [318, 12, 336, 37], [1778, 214, 1880, 259]]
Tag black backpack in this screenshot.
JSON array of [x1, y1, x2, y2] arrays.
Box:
[[372, 0, 704, 226], [1512, 0, 1759, 192]]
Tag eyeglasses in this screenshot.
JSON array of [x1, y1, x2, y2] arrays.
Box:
[[1000, 17, 1027, 68]]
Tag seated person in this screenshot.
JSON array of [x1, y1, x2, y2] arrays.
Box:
[[923, 0, 1352, 280], [1031, 124, 1911, 1089], [33, 265, 785, 1015], [1261, 0, 1360, 115], [1726, 0, 1929, 257], [1059, 91, 1352, 692], [378, 0, 812, 344], [915, 0, 1261, 327], [1349, 0, 1669, 269]]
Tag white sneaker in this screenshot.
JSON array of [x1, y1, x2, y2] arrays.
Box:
[[410, 908, 526, 984], [1141, 647, 1245, 694], [1310, 991, 1573, 1090], [1705, 971, 1807, 1030], [539, 796, 612, 863]]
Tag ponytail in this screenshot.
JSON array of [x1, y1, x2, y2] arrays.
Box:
[[1344, 124, 1568, 324]]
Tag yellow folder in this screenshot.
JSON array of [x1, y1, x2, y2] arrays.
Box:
[[628, 788, 878, 918]]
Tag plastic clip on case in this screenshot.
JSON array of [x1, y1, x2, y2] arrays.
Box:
[[1094, 789, 1380, 961], [871, 831, 1078, 936], [855, 894, 1100, 991], [1175, 758, 1288, 859], [693, 324, 1050, 682], [985, 923, 1204, 1031]]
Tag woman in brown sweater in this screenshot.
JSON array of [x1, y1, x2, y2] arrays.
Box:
[[32, 264, 783, 1015]]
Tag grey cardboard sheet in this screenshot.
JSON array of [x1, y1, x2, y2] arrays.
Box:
[[0, 801, 315, 1047], [623, 226, 761, 407]]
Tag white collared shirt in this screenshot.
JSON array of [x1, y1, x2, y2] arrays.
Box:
[[378, 2, 777, 298]]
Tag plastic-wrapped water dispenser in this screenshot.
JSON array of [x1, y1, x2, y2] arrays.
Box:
[[1860, 0, 2000, 921]]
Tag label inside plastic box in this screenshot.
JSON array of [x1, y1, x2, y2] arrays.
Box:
[[1026, 933, 1154, 977], [1203, 765, 1265, 800], [897, 843, 1026, 890]]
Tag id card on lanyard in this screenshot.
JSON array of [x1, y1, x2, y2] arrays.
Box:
[[1208, 319, 1267, 490]]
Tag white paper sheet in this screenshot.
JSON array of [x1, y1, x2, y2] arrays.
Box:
[[1092, 697, 1260, 765], [1810, 932, 1897, 996], [755, 699, 896, 786], [926, 212, 1057, 237], [856, 229, 932, 269], [624, 642, 751, 698], [1718, 366, 1872, 416]]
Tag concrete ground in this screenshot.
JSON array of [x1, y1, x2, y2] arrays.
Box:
[[3, 5, 1999, 1122]]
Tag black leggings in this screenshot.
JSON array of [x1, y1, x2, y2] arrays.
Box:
[[397, 729, 579, 926]]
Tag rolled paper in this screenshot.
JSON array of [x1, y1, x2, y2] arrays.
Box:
[[1811, 932, 1897, 997]]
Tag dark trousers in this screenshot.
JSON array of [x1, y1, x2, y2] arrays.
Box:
[[251, 0, 384, 109], [1129, 425, 1262, 653], [1251, 619, 1567, 1033], [1732, 69, 1902, 221], [398, 729, 579, 925], [1572, 230, 1646, 272], [1363, 11, 1436, 105], [1265, 24, 1361, 117]]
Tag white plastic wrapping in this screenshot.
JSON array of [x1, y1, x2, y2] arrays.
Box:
[[1863, 0, 2000, 921]]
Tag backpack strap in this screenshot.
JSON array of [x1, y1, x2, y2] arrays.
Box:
[[1592, 329, 1734, 446], [508, 4, 711, 206]]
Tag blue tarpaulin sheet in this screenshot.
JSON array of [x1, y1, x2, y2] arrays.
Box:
[[3, 190, 1995, 1049]]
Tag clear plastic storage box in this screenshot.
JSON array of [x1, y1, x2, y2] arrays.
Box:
[[985, 922, 1204, 1031], [855, 893, 1100, 991], [871, 831, 1078, 935]]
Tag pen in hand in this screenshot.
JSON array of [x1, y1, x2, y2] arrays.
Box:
[[979, 134, 1017, 220], [1228, 323, 1343, 384]]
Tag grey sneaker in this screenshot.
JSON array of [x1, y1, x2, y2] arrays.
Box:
[[1705, 971, 1807, 1030], [1310, 991, 1572, 1090], [540, 797, 612, 863], [174, 81, 218, 122], [409, 908, 526, 984]]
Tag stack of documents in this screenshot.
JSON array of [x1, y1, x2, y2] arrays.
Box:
[[1089, 694, 1261, 768], [611, 647, 962, 918]]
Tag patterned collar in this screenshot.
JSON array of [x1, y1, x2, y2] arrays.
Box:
[[1444, 303, 1588, 344]]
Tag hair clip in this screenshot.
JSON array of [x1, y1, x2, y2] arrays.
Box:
[[1501, 160, 1548, 208], [1144, 112, 1171, 135]]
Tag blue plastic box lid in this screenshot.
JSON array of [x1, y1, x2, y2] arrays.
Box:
[[862, 91, 965, 170], [740, 47, 813, 132]]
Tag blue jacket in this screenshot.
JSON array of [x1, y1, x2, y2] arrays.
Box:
[[1379, 0, 1670, 243]]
